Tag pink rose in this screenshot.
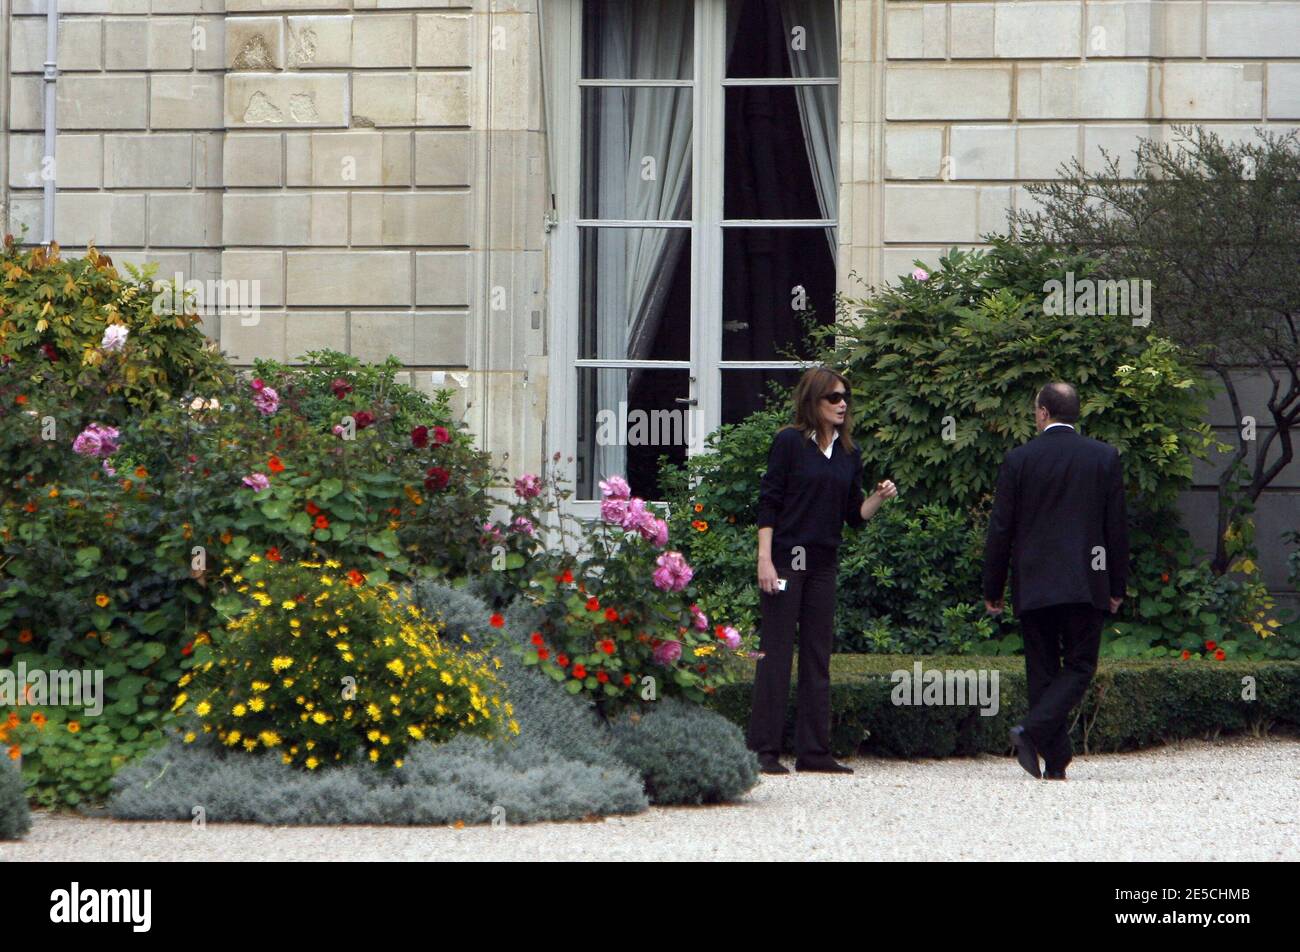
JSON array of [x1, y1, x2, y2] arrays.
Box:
[[652, 640, 682, 666], [514, 473, 542, 499], [652, 551, 693, 592], [599, 475, 631, 500], [242, 472, 270, 492]]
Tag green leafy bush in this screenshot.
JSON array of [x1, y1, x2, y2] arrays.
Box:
[[662, 237, 1273, 655], [609, 698, 758, 805], [0, 758, 31, 839], [0, 239, 231, 415]]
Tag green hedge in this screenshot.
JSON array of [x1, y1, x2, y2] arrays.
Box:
[[707, 655, 1300, 759]]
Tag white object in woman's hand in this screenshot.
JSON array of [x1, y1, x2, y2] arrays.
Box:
[[758, 557, 780, 594], [875, 479, 898, 500]]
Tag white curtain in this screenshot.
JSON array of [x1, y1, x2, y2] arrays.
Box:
[[779, 0, 839, 262], [591, 0, 693, 484]]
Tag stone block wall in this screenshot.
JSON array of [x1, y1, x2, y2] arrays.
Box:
[[4, 0, 549, 479]]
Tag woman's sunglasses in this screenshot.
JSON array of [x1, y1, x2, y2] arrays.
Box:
[[821, 391, 850, 405]]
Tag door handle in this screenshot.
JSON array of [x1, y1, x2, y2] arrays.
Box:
[[675, 396, 697, 406]]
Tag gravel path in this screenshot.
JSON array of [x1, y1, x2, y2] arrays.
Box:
[[6, 737, 1297, 862]]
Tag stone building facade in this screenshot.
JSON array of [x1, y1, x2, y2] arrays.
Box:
[[2, 0, 1298, 599]]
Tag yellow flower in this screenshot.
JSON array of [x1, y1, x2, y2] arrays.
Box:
[[259, 731, 281, 747], [367, 730, 381, 742], [369, 749, 380, 762], [387, 658, 406, 677], [306, 757, 320, 770], [232, 703, 247, 717], [367, 703, 382, 720], [407, 725, 424, 740], [171, 692, 189, 712], [243, 737, 258, 752], [248, 697, 265, 713], [311, 711, 328, 725], [251, 680, 270, 692], [281, 600, 296, 610], [183, 731, 197, 743], [94, 593, 110, 607], [195, 700, 212, 717], [272, 656, 294, 673]]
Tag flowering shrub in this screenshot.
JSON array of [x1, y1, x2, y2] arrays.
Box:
[[177, 559, 517, 770], [518, 475, 748, 711], [0, 238, 231, 415]]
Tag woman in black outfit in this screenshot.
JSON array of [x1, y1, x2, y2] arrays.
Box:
[[749, 367, 897, 775]]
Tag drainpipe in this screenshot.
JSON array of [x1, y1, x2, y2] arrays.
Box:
[[1, 0, 9, 232], [42, 0, 58, 246]]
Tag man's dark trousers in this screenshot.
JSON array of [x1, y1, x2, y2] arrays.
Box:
[[747, 557, 837, 763], [1019, 602, 1105, 773]]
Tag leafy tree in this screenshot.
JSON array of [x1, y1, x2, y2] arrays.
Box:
[[1010, 125, 1300, 573]]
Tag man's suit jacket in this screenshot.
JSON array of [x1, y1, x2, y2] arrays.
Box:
[[982, 425, 1130, 615]]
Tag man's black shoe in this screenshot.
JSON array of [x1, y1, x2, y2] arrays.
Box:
[[1009, 726, 1042, 779], [757, 756, 789, 775], [794, 759, 854, 774]]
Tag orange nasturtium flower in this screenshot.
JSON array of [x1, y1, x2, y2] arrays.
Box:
[[67, 721, 81, 734], [94, 593, 111, 608]]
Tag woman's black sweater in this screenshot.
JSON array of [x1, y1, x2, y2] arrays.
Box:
[[756, 426, 867, 570]]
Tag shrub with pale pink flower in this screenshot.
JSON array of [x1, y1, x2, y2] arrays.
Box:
[[514, 473, 542, 499], [100, 324, 129, 352], [241, 472, 270, 492]]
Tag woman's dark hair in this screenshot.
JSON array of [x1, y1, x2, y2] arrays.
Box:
[[783, 367, 856, 453], [1036, 381, 1081, 423]]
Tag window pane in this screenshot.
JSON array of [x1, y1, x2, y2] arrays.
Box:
[[576, 367, 693, 500], [725, 84, 836, 220], [582, 87, 693, 220], [583, 0, 694, 80], [726, 0, 838, 80], [721, 227, 836, 361], [721, 368, 802, 427], [579, 228, 691, 361]]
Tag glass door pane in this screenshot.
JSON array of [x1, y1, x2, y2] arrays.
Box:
[[581, 87, 693, 220], [721, 227, 835, 361], [576, 367, 693, 499], [724, 84, 835, 220], [726, 0, 838, 79], [579, 228, 692, 361], [583, 0, 695, 80]]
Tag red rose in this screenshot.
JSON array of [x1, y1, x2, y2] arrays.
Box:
[[423, 466, 450, 491], [268, 455, 285, 474], [432, 425, 451, 445], [622, 674, 634, 687], [586, 597, 600, 612], [1205, 640, 1217, 651], [266, 547, 281, 562], [530, 632, 544, 647], [489, 614, 505, 628], [599, 639, 615, 655], [557, 654, 569, 667], [330, 377, 353, 398], [537, 647, 549, 661], [604, 607, 618, 622], [561, 570, 574, 584], [314, 515, 330, 530], [1214, 648, 1226, 661], [596, 671, 609, 684], [573, 664, 587, 679], [411, 426, 429, 448], [354, 410, 375, 430], [41, 343, 58, 361]]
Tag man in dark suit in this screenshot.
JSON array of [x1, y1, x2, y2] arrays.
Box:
[[982, 382, 1129, 780]]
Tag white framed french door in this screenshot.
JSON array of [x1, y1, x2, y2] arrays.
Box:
[[546, 0, 840, 510]]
